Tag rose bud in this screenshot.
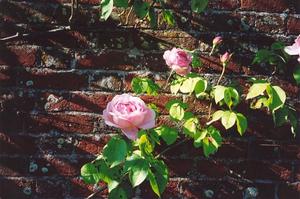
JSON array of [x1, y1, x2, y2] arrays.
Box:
[[163, 48, 192, 76], [220, 52, 233, 66]]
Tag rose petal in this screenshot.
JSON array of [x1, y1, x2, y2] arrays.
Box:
[[121, 127, 139, 140], [284, 45, 299, 55], [139, 109, 156, 129]]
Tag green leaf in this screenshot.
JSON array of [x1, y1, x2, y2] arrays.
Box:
[[250, 97, 268, 109], [246, 83, 269, 100], [129, 159, 149, 187], [103, 137, 128, 168], [148, 7, 157, 29], [81, 163, 97, 184], [162, 10, 175, 26], [214, 86, 226, 104], [194, 79, 207, 97], [273, 106, 289, 127], [183, 117, 199, 137], [268, 86, 286, 112], [271, 41, 285, 50], [92, 159, 122, 192], [148, 170, 160, 197], [113, 0, 128, 7], [236, 113, 248, 136], [150, 160, 168, 196], [138, 134, 154, 155], [191, 0, 209, 13], [202, 126, 222, 157], [221, 111, 236, 129], [293, 64, 300, 85], [207, 110, 224, 125], [170, 78, 184, 94], [154, 125, 178, 145], [131, 77, 159, 96], [252, 49, 272, 64], [109, 187, 127, 199], [288, 108, 299, 137], [100, 0, 114, 20], [224, 87, 240, 109], [133, 1, 150, 18], [166, 100, 187, 121], [192, 52, 202, 68], [193, 129, 207, 148]]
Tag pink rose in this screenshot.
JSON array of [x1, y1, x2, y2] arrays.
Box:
[[163, 48, 192, 76], [284, 35, 300, 63], [103, 94, 156, 140]]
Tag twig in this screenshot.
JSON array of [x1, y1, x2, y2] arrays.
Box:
[[69, 0, 78, 23], [207, 63, 226, 120], [155, 138, 189, 159], [0, 26, 71, 42], [85, 185, 107, 199], [163, 69, 174, 89], [125, 6, 133, 25]]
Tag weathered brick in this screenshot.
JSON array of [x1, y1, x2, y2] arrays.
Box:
[[89, 73, 123, 91], [240, 0, 289, 12], [287, 15, 300, 35], [23, 112, 102, 134], [0, 178, 35, 199], [0, 46, 37, 67], [17, 68, 88, 89]]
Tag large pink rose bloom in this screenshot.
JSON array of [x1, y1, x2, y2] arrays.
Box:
[[284, 35, 300, 63], [103, 94, 156, 140], [163, 48, 192, 76]]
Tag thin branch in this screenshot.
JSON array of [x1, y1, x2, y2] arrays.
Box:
[[69, 0, 78, 23], [85, 185, 107, 199], [0, 26, 71, 42], [155, 138, 189, 159]]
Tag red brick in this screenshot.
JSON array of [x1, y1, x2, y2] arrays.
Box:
[[287, 16, 300, 35], [0, 46, 37, 67], [277, 183, 300, 199], [0, 178, 35, 199], [69, 177, 108, 198], [280, 143, 300, 160], [0, 133, 37, 155], [0, 110, 24, 134], [241, 0, 289, 12], [23, 112, 101, 134], [208, 0, 240, 10], [17, 68, 88, 89]]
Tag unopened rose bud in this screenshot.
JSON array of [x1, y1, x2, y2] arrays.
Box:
[[213, 36, 222, 46], [220, 52, 233, 66]]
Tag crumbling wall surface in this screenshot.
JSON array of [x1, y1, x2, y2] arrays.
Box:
[[0, 0, 299, 198]]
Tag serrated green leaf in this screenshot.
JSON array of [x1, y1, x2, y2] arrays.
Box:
[[191, 0, 208, 13], [103, 137, 127, 168], [138, 134, 154, 155], [100, 0, 114, 20], [246, 83, 269, 100], [202, 126, 222, 157], [236, 113, 248, 136], [109, 186, 127, 199], [133, 1, 150, 18], [207, 110, 224, 125], [221, 111, 236, 129], [288, 108, 299, 137], [252, 49, 272, 64]]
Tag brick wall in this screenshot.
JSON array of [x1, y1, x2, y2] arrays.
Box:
[[0, 0, 300, 198]]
